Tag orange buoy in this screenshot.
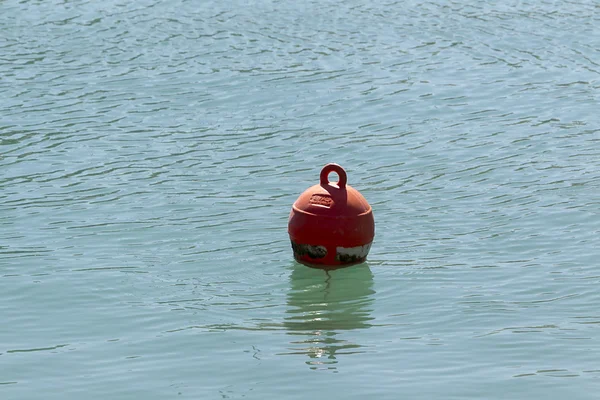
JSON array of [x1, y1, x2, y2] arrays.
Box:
[[288, 163, 375, 268]]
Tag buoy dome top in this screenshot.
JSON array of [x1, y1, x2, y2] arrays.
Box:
[[292, 164, 372, 218]]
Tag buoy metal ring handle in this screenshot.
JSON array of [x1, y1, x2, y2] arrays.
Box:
[[320, 163, 347, 189]]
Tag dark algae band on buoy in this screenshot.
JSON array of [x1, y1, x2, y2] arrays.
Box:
[[288, 163, 375, 269]]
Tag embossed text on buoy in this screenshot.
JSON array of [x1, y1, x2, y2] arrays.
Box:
[[288, 163, 375, 268]]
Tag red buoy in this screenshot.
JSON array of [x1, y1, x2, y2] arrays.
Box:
[[288, 163, 375, 268]]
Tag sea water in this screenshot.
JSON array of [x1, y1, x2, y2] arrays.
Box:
[[1, 0, 599, 398]]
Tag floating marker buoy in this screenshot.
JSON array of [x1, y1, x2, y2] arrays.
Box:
[[288, 163, 375, 268]]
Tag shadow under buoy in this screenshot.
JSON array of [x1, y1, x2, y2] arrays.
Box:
[[282, 262, 375, 371]]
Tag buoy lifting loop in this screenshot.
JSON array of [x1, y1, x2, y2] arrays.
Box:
[[320, 163, 347, 189]]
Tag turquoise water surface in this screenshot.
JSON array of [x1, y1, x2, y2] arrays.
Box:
[[1, 0, 600, 399]]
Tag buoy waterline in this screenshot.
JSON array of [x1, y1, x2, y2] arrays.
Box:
[[288, 163, 375, 268]]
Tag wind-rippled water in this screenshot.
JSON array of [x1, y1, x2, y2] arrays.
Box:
[[1, 0, 599, 398]]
